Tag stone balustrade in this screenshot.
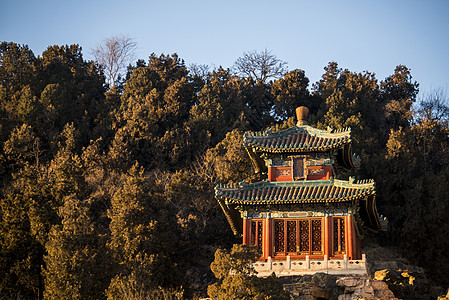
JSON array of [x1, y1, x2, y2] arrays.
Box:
[[254, 254, 368, 277]]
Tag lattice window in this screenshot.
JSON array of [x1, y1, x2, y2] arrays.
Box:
[[256, 221, 263, 249], [272, 218, 322, 256], [287, 220, 297, 253], [308, 168, 324, 175], [333, 217, 346, 254], [275, 168, 292, 177], [311, 219, 322, 253], [299, 220, 309, 252], [274, 220, 284, 253], [250, 220, 263, 250], [251, 221, 256, 246]]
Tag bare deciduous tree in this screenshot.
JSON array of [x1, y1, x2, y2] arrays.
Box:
[[188, 63, 213, 81], [92, 35, 137, 89], [233, 49, 288, 83], [417, 88, 449, 122]]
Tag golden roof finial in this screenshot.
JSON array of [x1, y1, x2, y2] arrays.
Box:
[[296, 106, 309, 126]]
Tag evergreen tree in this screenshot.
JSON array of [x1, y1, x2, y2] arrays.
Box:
[[271, 69, 314, 121], [205, 129, 255, 184], [208, 244, 289, 300], [380, 65, 419, 130], [313, 62, 382, 153], [0, 173, 46, 299], [106, 164, 183, 298], [116, 54, 194, 170], [377, 95, 449, 285], [188, 67, 247, 149], [43, 195, 109, 300], [36, 44, 106, 149], [3, 124, 40, 171]]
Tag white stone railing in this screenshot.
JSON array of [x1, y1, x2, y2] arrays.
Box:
[[253, 254, 368, 277]]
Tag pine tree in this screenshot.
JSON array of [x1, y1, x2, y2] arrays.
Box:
[[380, 65, 419, 130], [43, 195, 109, 300], [106, 164, 183, 298], [115, 54, 194, 170], [208, 244, 289, 300], [271, 69, 313, 121]]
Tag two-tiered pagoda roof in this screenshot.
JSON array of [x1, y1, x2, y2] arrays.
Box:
[[215, 106, 384, 236]]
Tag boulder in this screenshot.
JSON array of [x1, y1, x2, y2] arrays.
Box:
[[283, 274, 399, 300], [374, 269, 431, 298], [337, 277, 397, 300], [438, 289, 449, 300]]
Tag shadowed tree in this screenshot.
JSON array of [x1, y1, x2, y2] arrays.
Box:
[[37, 44, 107, 149], [380, 65, 419, 130], [0, 42, 38, 136], [271, 69, 314, 121], [188, 63, 213, 95], [187, 67, 247, 149], [375, 93, 449, 286], [106, 164, 184, 298], [207, 244, 289, 300], [115, 53, 194, 170], [43, 195, 109, 300]]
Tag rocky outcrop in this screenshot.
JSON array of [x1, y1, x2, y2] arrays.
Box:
[[282, 273, 340, 300], [336, 276, 397, 299], [365, 244, 447, 299], [282, 273, 397, 300], [373, 269, 427, 298], [438, 289, 449, 300]]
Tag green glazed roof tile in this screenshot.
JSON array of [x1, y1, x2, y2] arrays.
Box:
[[215, 179, 375, 205], [243, 125, 352, 153]]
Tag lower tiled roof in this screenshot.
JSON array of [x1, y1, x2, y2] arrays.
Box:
[[215, 179, 375, 205]]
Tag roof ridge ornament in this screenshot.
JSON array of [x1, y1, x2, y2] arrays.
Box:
[[296, 106, 309, 126]]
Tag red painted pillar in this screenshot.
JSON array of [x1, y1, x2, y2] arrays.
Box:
[[268, 167, 273, 182], [243, 218, 249, 245], [264, 216, 272, 259], [323, 216, 329, 257], [346, 215, 354, 260]]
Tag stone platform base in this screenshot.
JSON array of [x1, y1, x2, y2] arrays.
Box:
[[255, 254, 368, 277]]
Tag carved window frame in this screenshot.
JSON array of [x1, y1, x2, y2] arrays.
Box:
[[250, 219, 263, 250], [332, 217, 346, 255], [273, 218, 323, 256]]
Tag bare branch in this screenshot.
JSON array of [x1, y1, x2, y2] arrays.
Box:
[[417, 88, 449, 123], [233, 49, 288, 83], [91, 35, 137, 89], [188, 63, 213, 81]]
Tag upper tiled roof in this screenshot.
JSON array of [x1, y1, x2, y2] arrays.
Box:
[[243, 125, 351, 153], [215, 179, 375, 205]]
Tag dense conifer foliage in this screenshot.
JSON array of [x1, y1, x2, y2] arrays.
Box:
[[0, 41, 448, 298], [208, 244, 289, 299]]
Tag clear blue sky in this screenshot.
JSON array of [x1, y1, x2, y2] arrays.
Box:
[[1, 0, 448, 96]]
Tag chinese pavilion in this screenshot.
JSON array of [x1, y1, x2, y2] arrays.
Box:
[[215, 107, 386, 275]]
